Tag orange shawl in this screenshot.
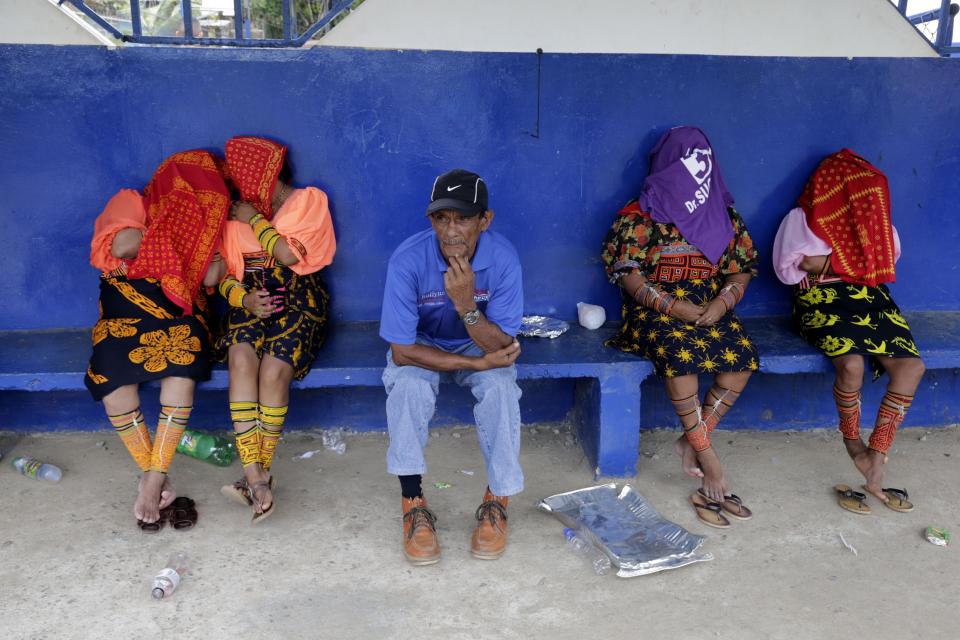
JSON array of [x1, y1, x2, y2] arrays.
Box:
[[221, 186, 337, 279]]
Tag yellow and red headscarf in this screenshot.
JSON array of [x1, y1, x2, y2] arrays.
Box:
[[126, 150, 230, 314], [225, 136, 287, 219], [797, 149, 897, 287]]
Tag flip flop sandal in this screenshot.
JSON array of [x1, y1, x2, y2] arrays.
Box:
[[168, 497, 198, 530], [834, 484, 871, 515], [221, 478, 253, 507], [690, 491, 731, 529], [880, 487, 914, 513], [251, 480, 275, 525], [721, 493, 753, 521], [698, 489, 753, 521]]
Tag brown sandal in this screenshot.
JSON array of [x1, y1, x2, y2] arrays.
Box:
[[690, 491, 731, 529], [167, 497, 198, 530], [251, 479, 275, 525], [137, 518, 164, 533], [222, 476, 277, 508], [879, 487, 914, 513], [698, 489, 752, 520], [221, 478, 253, 507], [835, 484, 871, 515]]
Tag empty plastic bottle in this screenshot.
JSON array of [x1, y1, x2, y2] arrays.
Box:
[[177, 430, 235, 467], [563, 528, 612, 575], [152, 552, 189, 600], [12, 456, 62, 482]]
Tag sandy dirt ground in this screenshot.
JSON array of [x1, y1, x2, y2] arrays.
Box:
[[1, 424, 957, 640]]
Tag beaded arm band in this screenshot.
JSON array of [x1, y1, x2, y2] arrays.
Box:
[[249, 213, 282, 256], [631, 281, 677, 315], [218, 276, 248, 308], [717, 281, 745, 312]]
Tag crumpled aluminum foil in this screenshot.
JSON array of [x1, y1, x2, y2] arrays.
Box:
[[519, 315, 569, 339], [539, 483, 713, 577]]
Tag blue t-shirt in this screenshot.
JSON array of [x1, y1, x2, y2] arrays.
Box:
[[379, 229, 524, 352]]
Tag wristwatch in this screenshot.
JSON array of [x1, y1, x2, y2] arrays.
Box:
[[460, 308, 481, 326]]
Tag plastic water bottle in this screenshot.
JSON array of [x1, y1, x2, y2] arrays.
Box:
[[12, 456, 62, 482], [152, 552, 189, 600], [177, 430, 235, 467], [563, 528, 612, 575]]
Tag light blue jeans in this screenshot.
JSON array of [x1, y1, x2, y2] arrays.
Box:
[[382, 341, 524, 497]]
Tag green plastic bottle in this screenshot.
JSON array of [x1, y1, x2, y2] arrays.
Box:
[[177, 429, 235, 467]]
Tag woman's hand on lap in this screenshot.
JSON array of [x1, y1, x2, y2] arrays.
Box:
[[671, 301, 705, 324], [243, 289, 275, 319], [695, 298, 727, 327]]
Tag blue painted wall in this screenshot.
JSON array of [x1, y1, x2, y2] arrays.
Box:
[[2, 46, 959, 332], [1, 45, 958, 437]]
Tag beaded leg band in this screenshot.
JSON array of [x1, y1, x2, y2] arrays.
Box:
[[833, 383, 862, 440], [231, 400, 261, 467], [672, 393, 710, 452], [868, 390, 913, 454], [148, 405, 192, 473], [703, 385, 741, 433], [259, 404, 289, 472], [109, 408, 152, 472]]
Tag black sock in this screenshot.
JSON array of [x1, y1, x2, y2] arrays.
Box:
[[399, 474, 423, 499]]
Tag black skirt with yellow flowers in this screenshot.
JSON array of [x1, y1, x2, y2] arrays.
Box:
[[214, 255, 330, 380], [606, 277, 759, 378], [85, 272, 213, 401], [792, 279, 920, 378]]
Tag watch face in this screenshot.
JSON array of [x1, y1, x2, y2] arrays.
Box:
[[462, 309, 481, 325]]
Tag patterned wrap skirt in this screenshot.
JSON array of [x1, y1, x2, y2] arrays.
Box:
[[214, 260, 330, 380], [792, 281, 920, 378], [85, 274, 213, 401], [606, 278, 760, 377]]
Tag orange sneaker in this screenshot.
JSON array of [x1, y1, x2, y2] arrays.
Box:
[[471, 488, 509, 560], [402, 496, 440, 566]]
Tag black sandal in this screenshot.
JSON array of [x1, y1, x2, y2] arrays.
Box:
[[834, 484, 871, 515], [167, 497, 198, 530], [880, 487, 914, 513]]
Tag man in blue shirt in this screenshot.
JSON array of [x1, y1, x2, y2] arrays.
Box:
[[380, 169, 524, 565]]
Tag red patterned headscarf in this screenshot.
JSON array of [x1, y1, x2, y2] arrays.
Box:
[[126, 150, 230, 314], [798, 149, 897, 287], [225, 136, 287, 219]]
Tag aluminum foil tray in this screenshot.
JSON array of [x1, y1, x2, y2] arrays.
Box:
[[538, 483, 713, 577], [519, 315, 569, 339]]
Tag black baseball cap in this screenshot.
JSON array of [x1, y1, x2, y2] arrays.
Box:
[[426, 169, 488, 217]]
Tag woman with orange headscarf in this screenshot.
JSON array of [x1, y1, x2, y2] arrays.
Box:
[[86, 150, 230, 531], [773, 149, 925, 514], [215, 136, 336, 523]]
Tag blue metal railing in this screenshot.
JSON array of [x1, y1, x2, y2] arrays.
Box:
[[60, 0, 356, 47], [896, 0, 959, 56]]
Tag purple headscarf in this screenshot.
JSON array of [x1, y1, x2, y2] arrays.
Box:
[[638, 126, 735, 265]]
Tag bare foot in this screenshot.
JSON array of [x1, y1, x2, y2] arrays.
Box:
[[673, 436, 705, 478], [140, 475, 177, 510], [252, 481, 273, 514], [243, 465, 271, 514], [842, 437, 867, 461], [852, 449, 889, 502], [134, 471, 166, 523], [696, 447, 729, 503]]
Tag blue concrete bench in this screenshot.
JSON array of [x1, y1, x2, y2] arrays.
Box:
[[0, 323, 653, 476], [1, 312, 957, 477]]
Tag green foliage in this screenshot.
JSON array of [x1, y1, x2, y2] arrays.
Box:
[[250, 0, 331, 38]]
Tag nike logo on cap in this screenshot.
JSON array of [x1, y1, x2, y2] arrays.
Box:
[[447, 185, 462, 192]]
